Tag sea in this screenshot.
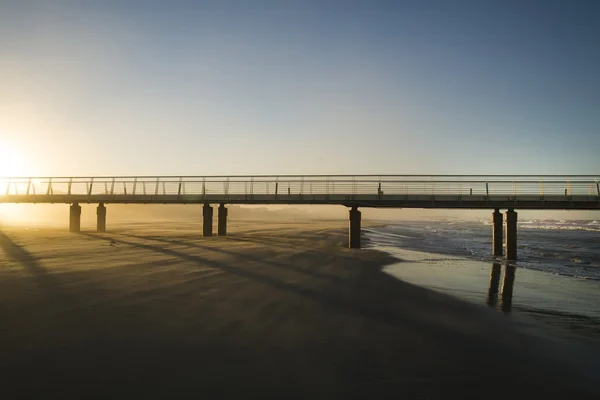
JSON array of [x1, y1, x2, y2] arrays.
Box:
[[365, 219, 600, 342]]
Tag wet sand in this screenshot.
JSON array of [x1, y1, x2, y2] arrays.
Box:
[[0, 221, 598, 398], [380, 246, 600, 342]]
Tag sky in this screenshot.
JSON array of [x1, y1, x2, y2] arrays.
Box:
[[0, 0, 599, 177]]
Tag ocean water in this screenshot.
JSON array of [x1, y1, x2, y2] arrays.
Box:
[[365, 220, 600, 341], [366, 219, 600, 280]]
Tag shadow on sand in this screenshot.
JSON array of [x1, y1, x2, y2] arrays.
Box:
[[0, 231, 68, 298], [77, 231, 531, 359], [118, 232, 351, 283], [0, 229, 595, 398]]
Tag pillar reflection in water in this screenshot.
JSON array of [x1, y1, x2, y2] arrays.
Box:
[[487, 263, 502, 307], [501, 264, 516, 313]]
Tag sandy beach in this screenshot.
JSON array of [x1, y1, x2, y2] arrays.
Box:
[[0, 220, 598, 398]]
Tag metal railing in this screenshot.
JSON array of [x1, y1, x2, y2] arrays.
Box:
[[0, 175, 598, 198]]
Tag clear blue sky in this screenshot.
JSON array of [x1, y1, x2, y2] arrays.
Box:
[[0, 0, 598, 176]]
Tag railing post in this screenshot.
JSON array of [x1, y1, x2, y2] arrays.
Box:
[[596, 181, 600, 197], [163, 181, 166, 195], [26, 178, 32, 195], [88, 177, 94, 196], [485, 182, 489, 198], [155, 177, 160, 196], [178, 177, 182, 197], [110, 178, 115, 195], [46, 178, 53, 195], [132, 177, 137, 195]]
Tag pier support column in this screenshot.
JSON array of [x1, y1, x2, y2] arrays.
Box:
[[69, 203, 81, 233], [505, 209, 518, 261], [501, 264, 516, 313], [218, 204, 228, 236], [487, 263, 502, 307], [97, 203, 107, 233], [203, 204, 213, 237], [492, 209, 503, 257], [348, 206, 361, 249]]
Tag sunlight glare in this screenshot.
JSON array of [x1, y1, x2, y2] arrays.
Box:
[[0, 142, 28, 178]]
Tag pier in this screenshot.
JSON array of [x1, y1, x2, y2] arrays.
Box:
[[1, 175, 599, 260]]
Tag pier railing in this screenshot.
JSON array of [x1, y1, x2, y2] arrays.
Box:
[[1, 175, 599, 198]]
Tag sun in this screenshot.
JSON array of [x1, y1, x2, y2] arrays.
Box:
[[0, 142, 28, 178]]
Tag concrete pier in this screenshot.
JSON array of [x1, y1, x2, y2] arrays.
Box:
[[492, 209, 503, 257], [69, 203, 81, 233], [348, 206, 361, 249], [218, 204, 228, 236], [487, 263, 502, 307], [501, 264, 516, 313], [505, 209, 518, 260], [97, 203, 106, 233], [203, 204, 213, 237]]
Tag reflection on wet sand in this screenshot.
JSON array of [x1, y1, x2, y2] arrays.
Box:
[[487, 262, 516, 313], [501, 264, 516, 313], [487, 263, 502, 307]]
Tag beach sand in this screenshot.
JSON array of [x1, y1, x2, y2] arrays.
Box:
[[0, 220, 598, 398]]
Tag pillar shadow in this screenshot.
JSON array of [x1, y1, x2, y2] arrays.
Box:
[[117, 233, 353, 283], [226, 231, 344, 251], [77, 232, 507, 351], [0, 231, 66, 296], [0, 230, 93, 309], [0, 231, 46, 274]]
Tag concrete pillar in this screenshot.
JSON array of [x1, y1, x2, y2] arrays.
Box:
[[492, 209, 503, 257], [218, 204, 228, 236], [348, 206, 361, 249], [501, 264, 516, 313], [97, 203, 107, 233], [487, 263, 502, 307], [505, 209, 518, 261], [203, 204, 213, 237], [69, 203, 81, 233]]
